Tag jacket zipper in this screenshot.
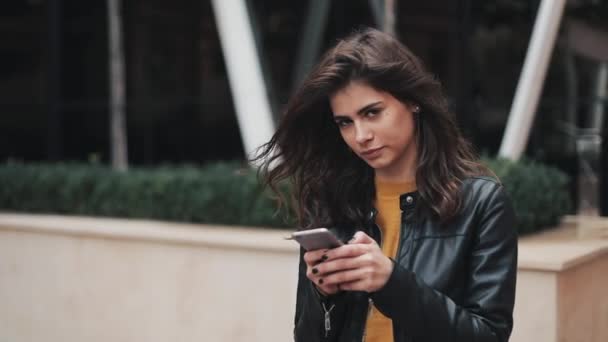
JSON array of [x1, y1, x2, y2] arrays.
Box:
[[361, 222, 383, 341], [376, 222, 384, 251], [362, 298, 373, 342], [363, 207, 409, 341], [395, 207, 406, 266], [360, 198, 412, 341], [391, 205, 409, 341]]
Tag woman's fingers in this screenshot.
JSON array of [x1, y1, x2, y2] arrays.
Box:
[[304, 249, 335, 294], [303, 249, 329, 267], [313, 253, 372, 276], [319, 260, 392, 293], [319, 267, 368, 287], [303, 241, 367, 268], [349, 231, 375, 244], [324, 243, 371, 260], [302, 231, 376, 267], [332, 278, 371, 292], [315, 282, 340, 296], [303, 231, 389, 293], [302, 251, 341, 295]]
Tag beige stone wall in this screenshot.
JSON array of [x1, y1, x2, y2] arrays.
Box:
[[557, 255, 608, 342], [0, 214, 299, 342], [512, 216, 608, 342], [0, 213, 606, 342], [511, 270, 558, 342]]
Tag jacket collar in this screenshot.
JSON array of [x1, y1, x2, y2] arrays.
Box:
[[367, 190, 419, 223]]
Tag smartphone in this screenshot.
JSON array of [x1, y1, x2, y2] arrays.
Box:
[[289, 228, 344, 251]]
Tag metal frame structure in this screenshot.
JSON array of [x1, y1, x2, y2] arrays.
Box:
[[498, 0, 568, 160], [210, 0, 276, 160], [212, 0, 600, 164]]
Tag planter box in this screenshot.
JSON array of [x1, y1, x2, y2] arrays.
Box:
[[0, 213, 606, 342], [512, 215, 608, 342], [0, 214, 299, 342]]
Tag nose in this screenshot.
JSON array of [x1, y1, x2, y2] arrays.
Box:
[[354, 122, 373, 144]]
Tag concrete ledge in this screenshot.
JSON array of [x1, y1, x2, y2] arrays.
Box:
[[518, 240, 608, 271], [4, 212, 606, 271], [0, 213, 299, 342], [1, 213, 606, 342], [518, 216, 608, 271], [512, 216, 608, 342], [0, 213, 298, 253]]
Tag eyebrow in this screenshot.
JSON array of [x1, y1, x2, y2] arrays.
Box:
[[333, 101, 383, 119]]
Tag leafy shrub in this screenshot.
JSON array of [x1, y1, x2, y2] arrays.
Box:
[[0, 158, 571, 234], [0, 162, 290, 228], [483, 157, 572, 235]]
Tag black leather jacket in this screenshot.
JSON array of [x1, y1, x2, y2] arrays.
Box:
[[294, 177, 517, 342]]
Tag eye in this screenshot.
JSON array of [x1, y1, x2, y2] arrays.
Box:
[[365, 108, 381, 117], [334, 118, 352, 128]]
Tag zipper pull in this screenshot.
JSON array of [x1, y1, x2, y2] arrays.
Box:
[[322, 303, 335, 338], [324, 310, 331, 336]]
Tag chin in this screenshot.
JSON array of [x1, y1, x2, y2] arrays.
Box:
[[366, 159, 390, 170]]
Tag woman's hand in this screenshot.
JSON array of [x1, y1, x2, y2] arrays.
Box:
[[303, 247, 341, 296], [304, 231, 394, 294]]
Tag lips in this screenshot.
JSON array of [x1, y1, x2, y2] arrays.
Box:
[[360, 147, 384, 159]]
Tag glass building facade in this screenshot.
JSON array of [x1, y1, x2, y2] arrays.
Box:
[[0, 0, 606, 214]]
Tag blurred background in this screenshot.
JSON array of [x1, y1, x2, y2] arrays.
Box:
[[0, 0, 606, 216], [0, 1, 607, 341]]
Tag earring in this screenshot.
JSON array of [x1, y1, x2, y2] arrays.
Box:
[[413, 105, 421, 113]]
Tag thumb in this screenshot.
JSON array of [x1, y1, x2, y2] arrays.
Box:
[[349, 231, 374, 244]]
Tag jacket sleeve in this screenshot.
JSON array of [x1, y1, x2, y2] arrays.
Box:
[[294, 248, 348, 342], [370, 184, 518, 342]]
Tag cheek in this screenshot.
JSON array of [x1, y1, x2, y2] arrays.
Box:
[[339, 129, 355, 148], [387, 116, 415, 145]]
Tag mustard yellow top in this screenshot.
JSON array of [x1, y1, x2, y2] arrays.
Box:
[[364, 177, 417, 342]]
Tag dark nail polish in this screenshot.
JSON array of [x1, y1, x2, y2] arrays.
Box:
[[319, 278, 324, 285], [321, 255, 328, 261], [312, 268, 318, 274]]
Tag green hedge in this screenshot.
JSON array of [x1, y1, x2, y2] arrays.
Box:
[[0, 162, 290, 228], [482, 157, 572, 235], [0, 159, 571, 234]]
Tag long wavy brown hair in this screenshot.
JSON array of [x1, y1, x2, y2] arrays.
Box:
[[253, 27, 491, 229]]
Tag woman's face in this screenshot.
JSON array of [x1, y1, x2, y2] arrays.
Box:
[[330, 81, 418, 182]]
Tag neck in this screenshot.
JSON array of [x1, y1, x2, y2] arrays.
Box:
[[375, 169, 416, 183], [375, 150, 417, 183]]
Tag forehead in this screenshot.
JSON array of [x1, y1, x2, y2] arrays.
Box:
[[329, 81, 387, 115]]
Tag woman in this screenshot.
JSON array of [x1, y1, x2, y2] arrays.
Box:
[[255, 27, 517, 342]]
